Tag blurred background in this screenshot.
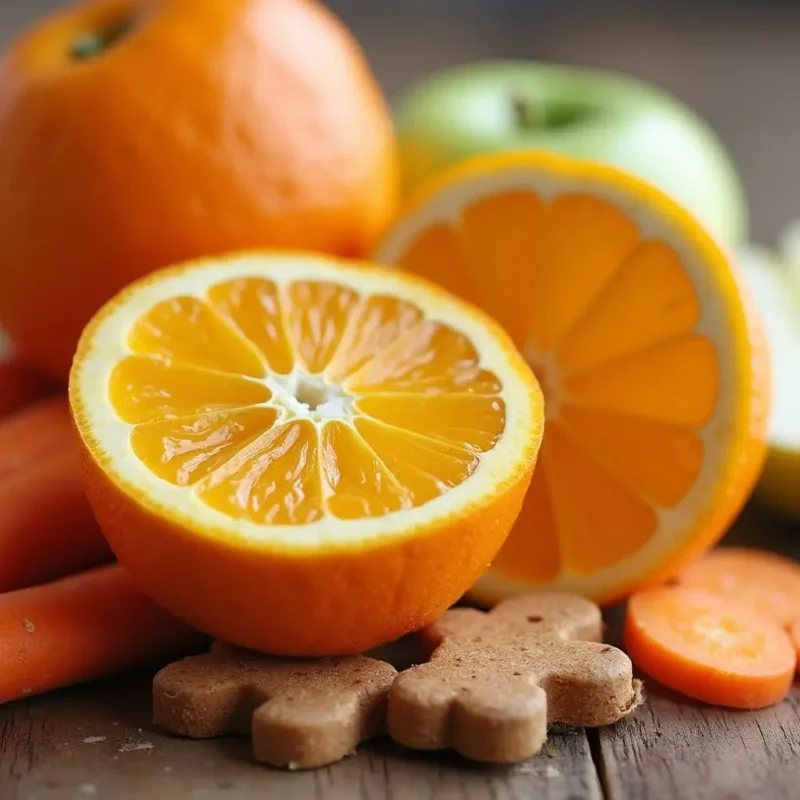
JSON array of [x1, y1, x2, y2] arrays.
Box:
[[2, 0, 795, 241]]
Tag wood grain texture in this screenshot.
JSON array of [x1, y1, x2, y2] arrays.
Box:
[[0, 674, 602, 800], [594, 686, 800, 800], [593, 508, 800, 800], [5, 509, 800, 799]]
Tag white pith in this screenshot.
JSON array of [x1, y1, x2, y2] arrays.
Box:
[[73, 254, 541, 549], [375, 161, 757, 600], [267, 370, 355, 422]]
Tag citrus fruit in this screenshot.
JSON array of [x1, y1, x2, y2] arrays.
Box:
[[625, 586, 795, 709], [0, 0, 398, 381], [69, 253, 543, 656], [738, 229, 800, 518], [375, 150, 768, 606]]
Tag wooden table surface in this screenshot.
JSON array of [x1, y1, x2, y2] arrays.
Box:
[[0, 509, 796, 800]]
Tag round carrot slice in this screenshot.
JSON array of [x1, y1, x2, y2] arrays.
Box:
[[625, 586, 796, 709], [677, 547, 800, 628]]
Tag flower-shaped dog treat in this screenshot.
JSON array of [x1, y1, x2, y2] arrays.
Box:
[[154, 641, 397, 769], [389, 593, 642, 764]]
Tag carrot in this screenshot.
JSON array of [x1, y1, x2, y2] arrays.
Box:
[[0, 395, 76, 478], [625, 586, 796, 709], [0, 564, 208, 703], [0, 350, 51, 421], [0, 397, 113, 591], [677, 547, 800, 628]]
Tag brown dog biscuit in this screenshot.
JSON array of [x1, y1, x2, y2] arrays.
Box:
[[388, 593, 642, 764], [153, 641, 397, 769]]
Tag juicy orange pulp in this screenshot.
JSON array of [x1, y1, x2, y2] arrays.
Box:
[[71, 255, 542, 656], [377, 152, 766, 604], [112, 278, 506, 522], [400, 191, 711, 580]]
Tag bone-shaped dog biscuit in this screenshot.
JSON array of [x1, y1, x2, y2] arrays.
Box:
[[154, 641, 397, 769], [388, 593, 641, 764]]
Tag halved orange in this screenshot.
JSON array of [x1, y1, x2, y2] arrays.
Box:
[[376, 150, 769, 606], [69, 253, 543, 656]]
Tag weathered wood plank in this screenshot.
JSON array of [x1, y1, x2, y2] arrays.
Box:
[[594, 686, 800, 800], [0, 673, 601, 800], [595, 508, 800, 800]]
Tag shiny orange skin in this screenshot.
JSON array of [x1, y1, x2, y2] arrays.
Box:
[[0, 0, 398, 380], [77, 433, 533, 657]]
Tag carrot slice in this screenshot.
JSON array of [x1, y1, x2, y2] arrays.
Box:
[[0, 564, 207, 703], [677, 547, 800, 628], [625, 586, 796, 709], [0, 396, 77, 479], [0, 397, 112, 591]]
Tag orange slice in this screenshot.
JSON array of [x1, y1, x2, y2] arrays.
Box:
[[376, 150, 769, 605], [69, 253, 543, 656]]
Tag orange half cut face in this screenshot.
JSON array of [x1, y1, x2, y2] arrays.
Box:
[[69, 253, 543, 655], [376, 150, 769, 605]]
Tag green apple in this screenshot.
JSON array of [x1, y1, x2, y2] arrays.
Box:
[[737, 226, 800, 518], [395, 61, 748, 247]]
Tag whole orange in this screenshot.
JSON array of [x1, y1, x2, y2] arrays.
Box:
[[0, 0, 398, 380]]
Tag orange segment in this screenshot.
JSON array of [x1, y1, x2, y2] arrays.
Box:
[[128, 296, 265, 378], [109, 356, 272, 424], [559, 405, 704, 508], [356, 394, 505, 453], [527, 194, 639, 353], [282, 281, 358, 374], [70, 253, 543, 655], [206, 278, 295, 375], [376, 150, 767, 605], [130, 407, 279, 487], [346, 321, 502, 395], [396, 223, 472, 303], [563, 335, 719, 427], [459, 190, 543, 348], [557, 240, 701, 375], [488, 465, 561, 584], [543, 422, 657, 574], [355, 417, 478, 506], [321, 421, 411, 519], [325, 295, 423, 383], [198, 420, 323, 525]]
